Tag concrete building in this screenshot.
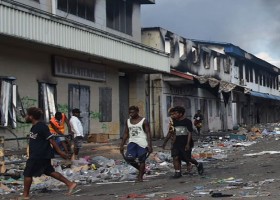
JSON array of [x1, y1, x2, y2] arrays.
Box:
[[0, 0, 169, 147], [142, 27, 280, 137]]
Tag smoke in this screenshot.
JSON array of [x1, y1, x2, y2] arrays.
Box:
[[141, 0, 280, 66]]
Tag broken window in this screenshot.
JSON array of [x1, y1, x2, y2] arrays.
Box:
[[57, 0, 95, 22], [38, 82, 57, 122], [106, 0, 132, 35], [0, 78, 17, 128], [245, 65, 249, 82], [192, 47, 199, 64], [266, 74, 269, 87], [239, 64, 243, 80], [213, 57, 220, 71], [274, 76, 278, 89], [164, 37, 171, 54], [276, 76, 279, 90], [179, 42, 185, 58], [224, 57, 230, 74], [255, 69, 259, 84], [99, 87, 112, 122], [249, 68, 253, 82], [203, 51, 210, 69]]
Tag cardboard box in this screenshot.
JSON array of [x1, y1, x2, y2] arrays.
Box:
[[88, 133, 109, 143]]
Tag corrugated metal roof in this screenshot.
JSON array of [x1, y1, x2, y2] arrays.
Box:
[[0, 2, 170, 73], [192, 39, 279, 73]]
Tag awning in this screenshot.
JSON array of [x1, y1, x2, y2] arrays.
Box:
[[248, 91, 280, 101], [194, 76, 237, 92], [219, 81, 237, 93]]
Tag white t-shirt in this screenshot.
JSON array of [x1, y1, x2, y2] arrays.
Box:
[[128, 118, 148, 148], [70, 116, 84, 138]]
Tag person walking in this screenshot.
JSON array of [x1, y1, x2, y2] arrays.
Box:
[[120, 106, 153, 182], [69, 108, 84, 160], [163, 106, 203, 178], [193, 110, 203, 135], [19, 107, 77, 200], [49, 112, 73, 154]]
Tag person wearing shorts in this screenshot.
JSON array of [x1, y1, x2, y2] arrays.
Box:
[[120, 106, 153, 182], [163, 106, 204, 178], [20, 107, 77, 199], [70, 108, 84, 160], [49, 112, 73, 154]]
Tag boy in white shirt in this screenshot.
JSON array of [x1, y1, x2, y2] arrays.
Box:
[[69, 108, 84, 160]]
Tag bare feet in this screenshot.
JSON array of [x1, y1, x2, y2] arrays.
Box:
[[136, 174, 144, 182], [67, 182, 78, 195]]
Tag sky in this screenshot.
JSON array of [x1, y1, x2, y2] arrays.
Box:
[[141, 0, 280, 67]]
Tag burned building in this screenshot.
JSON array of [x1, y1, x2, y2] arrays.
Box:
[[142, 27, 280, 137]]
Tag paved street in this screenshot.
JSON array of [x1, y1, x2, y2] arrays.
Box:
[[6, 136, 280, 200]]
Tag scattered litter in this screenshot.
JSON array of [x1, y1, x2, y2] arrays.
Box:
[[244, 151, 280, 157]]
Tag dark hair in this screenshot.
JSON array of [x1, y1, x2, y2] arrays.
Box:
[[173, 106, 185, 115], [168, 107, 175, 114], [27, 107, 43, 120], [72, 108, 81, 114], [55, 112, 62, 119], [129, 106, 139, 112]]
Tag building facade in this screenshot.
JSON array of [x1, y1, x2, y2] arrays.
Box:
[[0, 0, 169, 148], [142, 27, 280, 137]]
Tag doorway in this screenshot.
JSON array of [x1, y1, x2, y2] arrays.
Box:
[[68, 84, 90, 137], [119, 76, 129, 138]]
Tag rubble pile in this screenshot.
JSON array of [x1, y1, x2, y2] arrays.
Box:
[[1, 123, 280, 197]]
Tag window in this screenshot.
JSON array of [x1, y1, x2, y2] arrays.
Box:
[[192, 47, 199, 64], [255, 69, 259, 84], [106, 0, 132, 35], [99, 87, 112, 122], [164, 37, 171, 54], [239, 64, 243, 80], [224, 57, 230, 73], [0, 78, 17, 128], [245, 66, 249, 82], [179, 42, 185, 58], [214, 57, 220, 71], [203, 51, 210, 69], [249, 68, 253, 82], [57, 0, 95, 22], [38, 82, 57, 122], [276, 76, 279, 90]]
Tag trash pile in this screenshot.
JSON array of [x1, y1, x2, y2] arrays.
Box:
[[2, 123, 280, 196]]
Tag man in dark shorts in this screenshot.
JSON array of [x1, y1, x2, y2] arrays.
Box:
[[120, 106, 153, 182], [69, 108, 84, 160], [163, 106, 204, 178], [20, 107, 77, 199]]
